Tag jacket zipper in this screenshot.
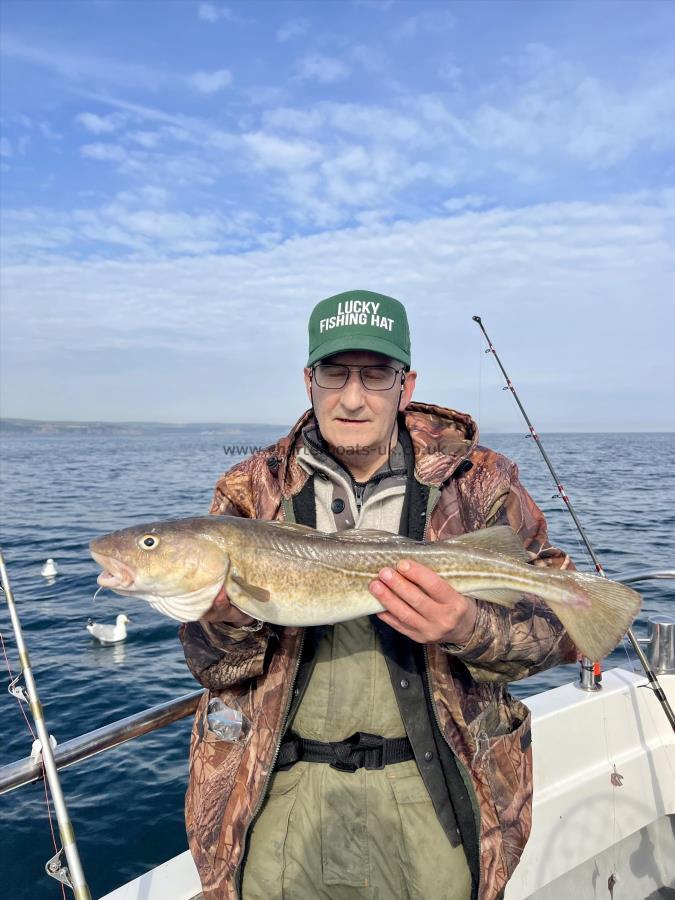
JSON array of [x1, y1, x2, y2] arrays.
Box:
[[423, 644, 482, 898], [421, 482, 482, 899], [233, 627, 306, 899], [233, 496, 303, 899], [303, 428, 404, 516]]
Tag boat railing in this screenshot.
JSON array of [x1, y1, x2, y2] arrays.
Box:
[[0, 688, 203, 795]]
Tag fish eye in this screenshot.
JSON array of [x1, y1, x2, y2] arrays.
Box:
[[140, 534, 160, 550]]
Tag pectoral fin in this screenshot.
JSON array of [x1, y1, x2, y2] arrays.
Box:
[[226, 570, 271, 619]]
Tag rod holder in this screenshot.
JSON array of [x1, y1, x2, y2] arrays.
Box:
[[638, 615, 675, 675]]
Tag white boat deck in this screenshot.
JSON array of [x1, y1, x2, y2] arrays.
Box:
[[101, 669, 675, 900], [506, 669, 674, 899]]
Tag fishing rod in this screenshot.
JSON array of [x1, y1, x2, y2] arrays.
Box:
[[0, 549, 92, 898], [472, 316, 675, 732]]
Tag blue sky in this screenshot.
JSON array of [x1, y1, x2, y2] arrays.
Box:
[[1, 0, 674, 430]]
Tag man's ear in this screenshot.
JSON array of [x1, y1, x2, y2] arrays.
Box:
[[398, 370, 417, 412], [304, 367, 313, 403]]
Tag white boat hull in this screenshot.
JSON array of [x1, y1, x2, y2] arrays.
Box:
[[506, 669, 674, 899], [101, 669, 675, 900]]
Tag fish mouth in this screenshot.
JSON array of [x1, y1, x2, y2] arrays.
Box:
[[91, 550, 136, 590]]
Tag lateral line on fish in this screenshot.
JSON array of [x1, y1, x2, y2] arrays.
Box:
[[300, 558, 543, 590]]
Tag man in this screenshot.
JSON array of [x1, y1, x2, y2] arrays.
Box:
[[180, 290, 577, 900]]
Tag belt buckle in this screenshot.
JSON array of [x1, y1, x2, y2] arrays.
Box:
[[329, 758, 360, 773], [330, 732, 385, 772]]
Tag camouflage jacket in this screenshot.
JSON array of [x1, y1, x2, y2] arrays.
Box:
[[180, 402, 578, 900]]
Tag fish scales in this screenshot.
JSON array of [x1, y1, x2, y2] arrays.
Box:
[[90, 516, 642, 661]]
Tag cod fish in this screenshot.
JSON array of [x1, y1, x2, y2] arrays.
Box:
[[90, 516, 641, 661]]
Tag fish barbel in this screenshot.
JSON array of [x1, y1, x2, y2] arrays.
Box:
[[89, 516, 641, 660]]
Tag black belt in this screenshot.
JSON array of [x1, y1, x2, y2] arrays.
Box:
[[275, 730, 414, 773]]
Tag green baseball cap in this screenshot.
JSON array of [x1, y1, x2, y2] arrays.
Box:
[[307, 289, 411, 368]]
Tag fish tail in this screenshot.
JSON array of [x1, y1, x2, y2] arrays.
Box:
[[545, 572, 642, 661]]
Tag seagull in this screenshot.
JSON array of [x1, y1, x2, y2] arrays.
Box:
[[41, 559, 58, 577], [86, 614, 130, 645]]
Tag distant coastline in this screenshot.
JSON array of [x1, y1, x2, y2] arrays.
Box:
[[0, 418, 287, 436], [1, 418, 672, 435]]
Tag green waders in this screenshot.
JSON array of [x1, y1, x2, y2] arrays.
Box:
[[241, 617, 472, 900]]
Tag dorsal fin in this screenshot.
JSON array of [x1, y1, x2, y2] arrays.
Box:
[[442, 525, 530, 561]]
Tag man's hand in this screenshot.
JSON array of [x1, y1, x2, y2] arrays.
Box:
[[199, 583, 257, 627], [369, 559, 478, 645]]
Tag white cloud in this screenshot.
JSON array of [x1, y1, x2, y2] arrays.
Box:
[[197, 2, 254, 24], [128, 130, 161, 148], [349, 44, 388, 76], [80, 142, 129, 163], [467, 43, 675, 169], [189, 69, 233, 94], [35, 121, 61, 141], [437, 58, 462, 90], [442, 195, 491, 213], [392, 9, 456, 40], [242, 132, 323, 171], [352, 0, 395, 9], [277, 19, 309, 42], [261, 107, 325, 134], [326, 103, 422, 143], [76, 206, 223, 252], [1, 32, 172, 91], [0, 137, 12, 158], [64, 54, 672, 233], [297, 54, 350, 84], [76, 111, 126, 134], [197, 3, 229, 22], [4, 41, 675, 261], [136, 185, 169, 207], [0, 188, 258, 262], [254, 41, 675, 214], [77, 127, 227, 186], [262, 99, 434, 153], [2, 195, 673, 427]]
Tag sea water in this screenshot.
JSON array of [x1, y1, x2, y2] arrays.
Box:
[[1, 428, 673, 898]]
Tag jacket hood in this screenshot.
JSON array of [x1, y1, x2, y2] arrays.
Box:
[[275, 402, 479, 495]]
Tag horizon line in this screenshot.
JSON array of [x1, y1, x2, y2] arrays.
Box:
[[1, 417, 673, 434]]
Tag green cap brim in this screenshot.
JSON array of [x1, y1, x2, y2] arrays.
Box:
[[307, 333, 410, 368]]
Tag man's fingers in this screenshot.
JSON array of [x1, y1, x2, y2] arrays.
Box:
[[370, 578, 430, 631], [370, 561, 476, 644], [394, 559, 453, 600], [375, 610, 423, 642], [375, 565, 439, 616]]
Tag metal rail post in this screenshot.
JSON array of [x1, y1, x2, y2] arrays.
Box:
[[0, 549, 92, 898]]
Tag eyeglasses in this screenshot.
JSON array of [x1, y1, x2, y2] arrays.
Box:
[[311, 364, 404, 391]]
